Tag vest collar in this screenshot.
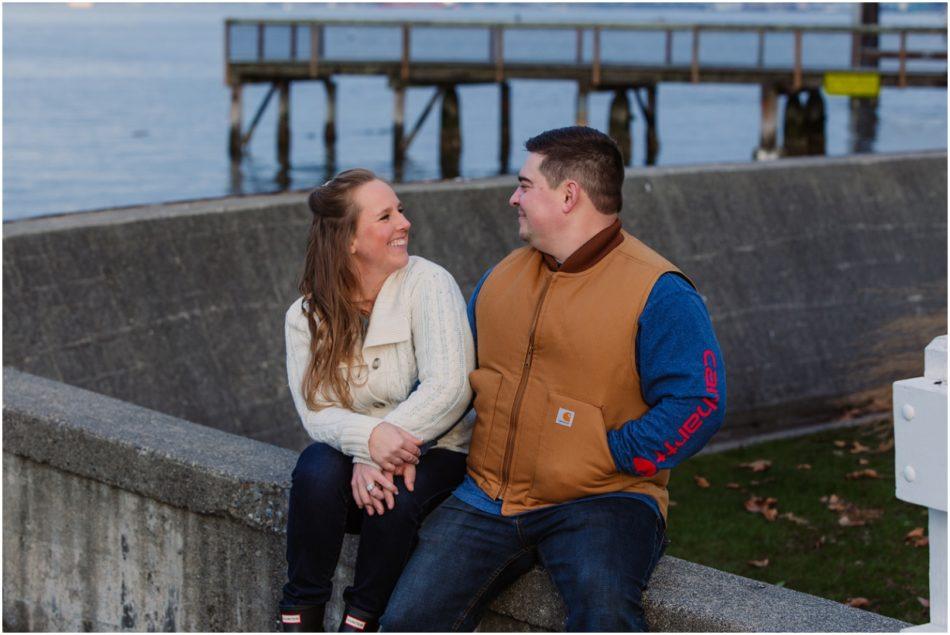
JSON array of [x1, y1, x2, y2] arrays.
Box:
[[541, 217, 624, 274]]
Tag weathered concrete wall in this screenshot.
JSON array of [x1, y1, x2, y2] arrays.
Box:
[[3, 152, 946, 448], [3, 369, 910, 632]]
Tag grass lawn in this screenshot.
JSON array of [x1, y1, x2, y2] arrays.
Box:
[[665, 417, 931, 625]]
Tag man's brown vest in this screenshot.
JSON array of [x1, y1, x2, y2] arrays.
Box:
[[467, 225, 683, 518]]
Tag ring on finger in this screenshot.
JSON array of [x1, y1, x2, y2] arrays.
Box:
[[366, 482, 376, 493]]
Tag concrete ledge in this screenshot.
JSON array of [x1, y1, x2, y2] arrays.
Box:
[[3, 369, 912, 631], [2, 367, 295, 534]]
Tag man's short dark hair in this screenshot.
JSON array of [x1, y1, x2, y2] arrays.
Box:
[[525, 126, 625, 215]]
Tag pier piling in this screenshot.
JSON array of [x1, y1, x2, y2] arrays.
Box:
[[783, 91, 808, 157], [756, 83, 779, 159], [440, 85, 461, 179], [609, 89, 633, 166], [277, 81, 291, 168], [804, 89, 826, 155], [393, 83, 406, 180], [576, 84, 589, 126], [500, 82, 511, 173], [229, 84, 243, 161]]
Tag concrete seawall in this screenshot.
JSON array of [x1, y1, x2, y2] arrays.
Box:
[[3, 152, 946, 450], [3, 368, 910, 632]]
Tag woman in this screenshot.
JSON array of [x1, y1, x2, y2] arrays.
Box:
[[278, 169, 475, 632]]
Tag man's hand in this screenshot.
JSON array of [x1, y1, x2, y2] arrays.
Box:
[[369, 421, 423, 471], [393, 463, 417, 493], [351, 463, 398, 516]]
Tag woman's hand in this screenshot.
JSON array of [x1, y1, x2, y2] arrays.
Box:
[[351, 463, 398, 516], [369, 421, 423, 472]]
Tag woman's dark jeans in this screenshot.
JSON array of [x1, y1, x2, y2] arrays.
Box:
[[280, 442, 467, 618]]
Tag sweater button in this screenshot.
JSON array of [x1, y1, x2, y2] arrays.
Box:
[[373, 401, 386, 409], [372, 358, 380, 370]]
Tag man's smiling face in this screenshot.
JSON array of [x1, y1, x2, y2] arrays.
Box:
[[508, 152, 565, 253]]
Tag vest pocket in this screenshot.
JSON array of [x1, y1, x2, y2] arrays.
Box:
[[467, 368, 503, 470], [530, 392, 618, 504]]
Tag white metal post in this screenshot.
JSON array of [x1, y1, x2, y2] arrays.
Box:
[[894, 335, 947, 632]]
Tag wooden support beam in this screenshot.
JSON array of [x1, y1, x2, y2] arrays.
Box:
[[229, 83, 243, 160], [309, 25, 320, 77], [290, 25, 297, 60], [242, 83, 278, 146], [439, 85, 461, 179], [691, 26, 700, 83], [592, 27, 601, 86], [494, 26, 504, 82], [401, 24, 411, 81], [224, 20, 232, 86], [665, 30, 673, 65], [500, 81, 510, 173], [899, 30, 907, 88], [277, 81, 291, 168], [632, 86, 659, 165], [793, 30, 802, 91]]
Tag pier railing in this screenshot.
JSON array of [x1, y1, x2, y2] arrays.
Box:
[[225, 18, 947, 90]]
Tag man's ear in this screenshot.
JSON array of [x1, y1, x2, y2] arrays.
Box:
[[562, 180, 581, 213]]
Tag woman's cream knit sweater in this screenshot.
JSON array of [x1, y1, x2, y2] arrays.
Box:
[[285, 256, 475, 466]]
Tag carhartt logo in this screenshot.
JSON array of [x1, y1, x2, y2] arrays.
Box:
[[555, 408, 575, 427], [282, 614, 302, 625], [344, 615, 367, 631]]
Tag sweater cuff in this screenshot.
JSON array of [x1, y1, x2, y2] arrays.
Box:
[[339, 415, 383, 463]]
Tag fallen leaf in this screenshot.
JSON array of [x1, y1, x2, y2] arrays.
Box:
[[846, 469, 880, 480], [834, 440, 847, 448], [725, 482, 741, 490], [694, 475, 711, 489], [813, 535, 826, 549], [839, 515, 866, 527], [918, 597, 930, 608], [781, 512, 811, 526], [876, 438, 895, 453], [823, 494, 849, 512], [739, 459, 772, 473], [845, 597, 870, 608], [905, 527, 929, 547], [850, 441, 871, 454], [796, 463, 812, 470], [747, 558, 769, 568], [858, 458, 869, 465], [823, 494, 883, 526], [744, 495, 779, 521]]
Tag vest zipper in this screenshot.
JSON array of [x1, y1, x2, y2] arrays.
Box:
[[500, 273, 554, 498]]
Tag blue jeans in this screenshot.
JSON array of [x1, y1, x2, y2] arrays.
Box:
[[381, 495, 666, 632], [280, 442, 467, 617]]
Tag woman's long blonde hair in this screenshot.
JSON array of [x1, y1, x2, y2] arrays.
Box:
[[298, 168, 377, 411]]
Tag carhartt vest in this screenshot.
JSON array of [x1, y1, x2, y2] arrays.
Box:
[[467, 230, 683, 518]]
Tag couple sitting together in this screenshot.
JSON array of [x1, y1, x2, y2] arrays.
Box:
[[278, 126, 726, 633]]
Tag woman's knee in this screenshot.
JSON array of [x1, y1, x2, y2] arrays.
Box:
[[292, 442, 351, 493]]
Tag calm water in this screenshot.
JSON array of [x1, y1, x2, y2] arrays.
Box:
[[3, 3, 947, 220]]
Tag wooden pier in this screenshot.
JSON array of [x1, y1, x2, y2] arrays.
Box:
[[223, 17, 947, 178]]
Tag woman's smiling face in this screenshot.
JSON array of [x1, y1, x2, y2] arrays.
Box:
[[349, 179, 411, 281]]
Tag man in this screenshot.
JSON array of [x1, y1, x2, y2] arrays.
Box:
[[381, 126, 725, 632]]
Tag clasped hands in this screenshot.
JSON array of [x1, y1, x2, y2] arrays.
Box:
[[350, 421, 423, 516]]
